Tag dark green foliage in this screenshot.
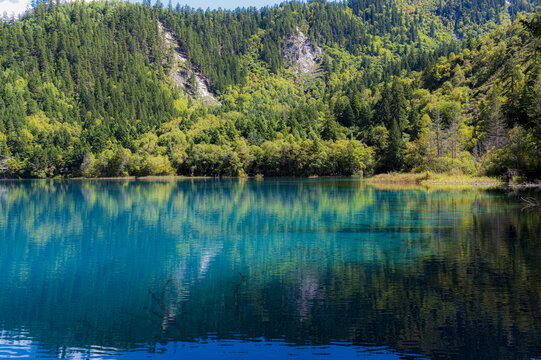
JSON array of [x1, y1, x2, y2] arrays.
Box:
[[0, 0, 539, 179]]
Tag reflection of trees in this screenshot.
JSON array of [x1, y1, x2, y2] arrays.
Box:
[[0, 179, 539, 359], [204, 206, 540, 359]]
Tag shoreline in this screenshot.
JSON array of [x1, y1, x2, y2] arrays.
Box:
[[1, 173, 540, 189]]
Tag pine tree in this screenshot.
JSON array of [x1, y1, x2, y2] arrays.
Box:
[[384, 118, 404, 171]]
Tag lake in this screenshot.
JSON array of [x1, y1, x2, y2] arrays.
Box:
[[0, 179, 540, 359]]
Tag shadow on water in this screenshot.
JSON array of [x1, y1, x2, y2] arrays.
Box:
[[0, 178, 540, 359]]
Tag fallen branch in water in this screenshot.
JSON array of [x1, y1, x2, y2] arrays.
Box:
[[521, 196, 541, 209]]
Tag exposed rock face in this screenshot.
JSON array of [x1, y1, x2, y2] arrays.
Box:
[[158, 21, 220, 106], [284, 27, 323, 77]]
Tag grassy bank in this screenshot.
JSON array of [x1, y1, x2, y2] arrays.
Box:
[[365, 172, 504, 188]]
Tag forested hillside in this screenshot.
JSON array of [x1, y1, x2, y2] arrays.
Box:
[[0, 0, 539, 179]]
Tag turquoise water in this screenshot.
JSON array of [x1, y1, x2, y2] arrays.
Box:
[[0, 179, 540, 359]]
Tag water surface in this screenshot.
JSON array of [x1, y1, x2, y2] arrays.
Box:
[[0, 179, 540, 359]]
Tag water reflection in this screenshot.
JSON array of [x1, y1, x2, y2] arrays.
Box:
[[0, 179, 540, 359]]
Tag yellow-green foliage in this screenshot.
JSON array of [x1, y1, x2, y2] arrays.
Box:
[[1, 0, 539, 179], [367, 172, 502, 188]]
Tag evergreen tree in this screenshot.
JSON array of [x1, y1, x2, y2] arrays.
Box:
[[383, 119, 404, 171]]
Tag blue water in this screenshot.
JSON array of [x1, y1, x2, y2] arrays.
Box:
[[0, 179, 539, 359]]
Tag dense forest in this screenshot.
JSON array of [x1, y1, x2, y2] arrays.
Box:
[[0, 0, 539, 179]]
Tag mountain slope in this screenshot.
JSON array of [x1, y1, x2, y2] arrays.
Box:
[[0, 0, 539, 178]]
